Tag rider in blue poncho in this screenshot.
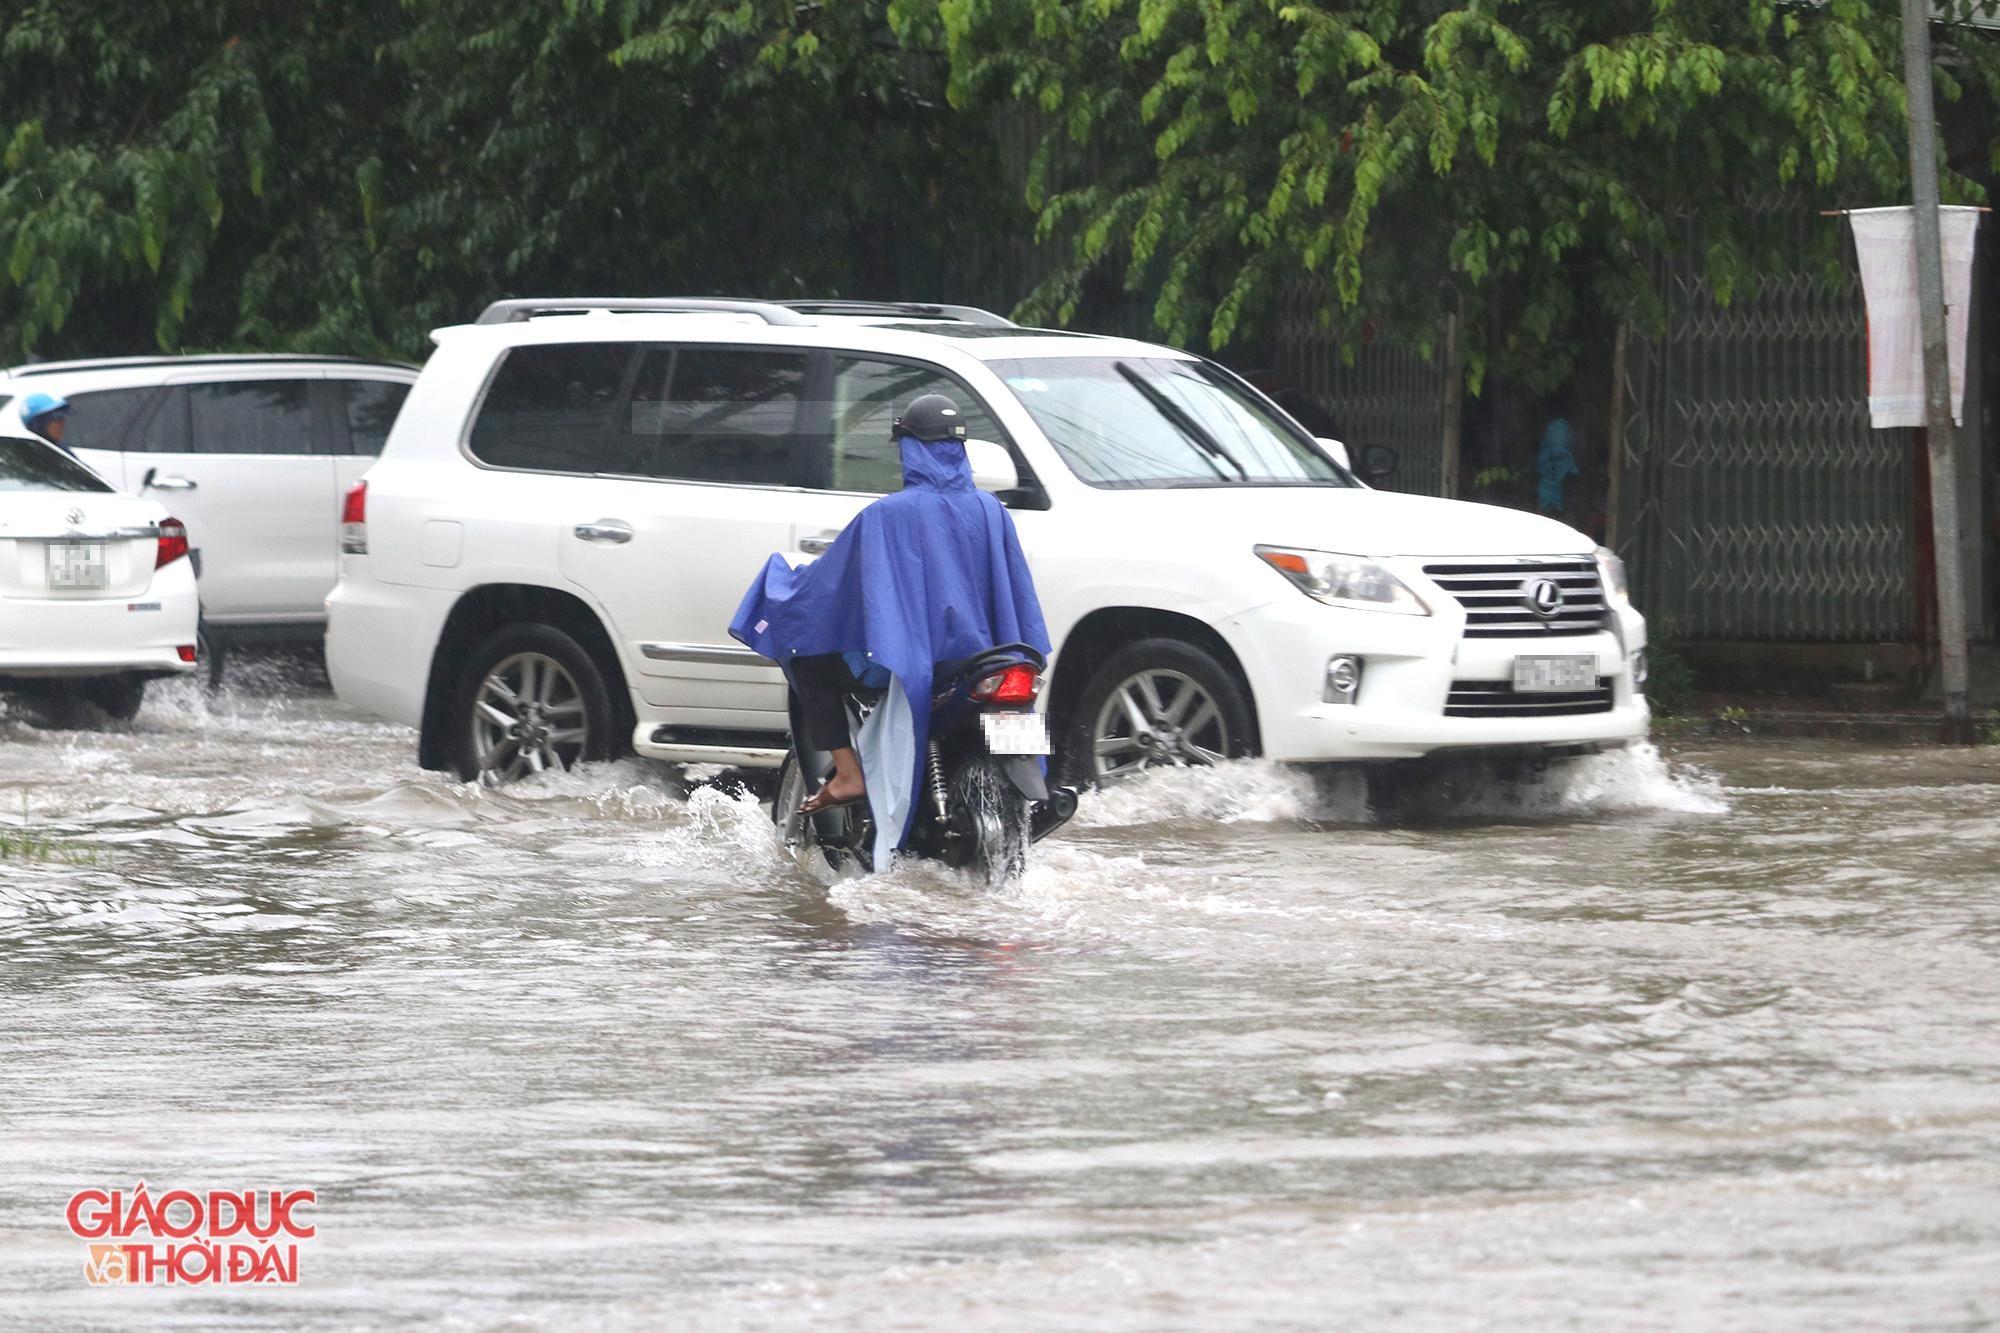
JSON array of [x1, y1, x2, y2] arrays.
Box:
[[730, 394, 1050, 868]]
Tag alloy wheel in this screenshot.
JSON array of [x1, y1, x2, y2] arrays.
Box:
[[1090, 668, 1232, 780], [468, 651, 589, 784]]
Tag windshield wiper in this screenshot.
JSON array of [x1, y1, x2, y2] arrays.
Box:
[[1115, 362, 1247, 481]]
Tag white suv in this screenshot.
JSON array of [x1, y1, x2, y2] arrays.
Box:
[[326, 298, 1648, 785], [0, 354, 418, 654]]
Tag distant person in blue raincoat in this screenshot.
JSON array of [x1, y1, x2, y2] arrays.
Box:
[[1536, 415, 1578, 515], [19, 393, 72, 454], [730, 394, 1050, 867]]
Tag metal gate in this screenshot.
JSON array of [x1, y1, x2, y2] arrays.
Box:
[[1619, 220, 1915, 641], [1268, 280, 1447, 497]]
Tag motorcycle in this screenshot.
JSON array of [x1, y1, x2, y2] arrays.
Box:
[[772, 643, 1079, 883]]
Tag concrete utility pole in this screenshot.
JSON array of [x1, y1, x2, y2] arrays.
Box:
[[1901, 0, 1975, 742]]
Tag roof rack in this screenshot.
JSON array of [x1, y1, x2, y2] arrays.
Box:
[[471, 297, 1018, 329], [4, 353, 419, 377], [776, 300, 1016, 328], [474, 298, 813, 326]]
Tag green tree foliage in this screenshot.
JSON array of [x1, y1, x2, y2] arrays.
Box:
[[0, 0, 1009, 360], [930, 0, 2000, 391], [7, 2, 1998, 377]]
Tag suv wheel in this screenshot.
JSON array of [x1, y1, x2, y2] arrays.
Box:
[[450, 623, 615, 785], [1060, 638, 1255, 785]]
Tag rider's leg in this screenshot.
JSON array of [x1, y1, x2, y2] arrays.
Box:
[[792, 655, 866, 810]]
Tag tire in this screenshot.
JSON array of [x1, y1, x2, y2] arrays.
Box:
[[952, 755, 1029, 885], [20, 687, 89, 730], [448, 622, 616, 785], [82, 675, 147, 722], [772, 751, 869, 880], [1058, 637, 1257, 786]]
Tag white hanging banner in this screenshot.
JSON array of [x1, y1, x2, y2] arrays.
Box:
[[1848, 205, 1980, 429]]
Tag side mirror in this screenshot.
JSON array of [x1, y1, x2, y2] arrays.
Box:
[[140, 466, 158, 489], [965, 439, 1019, 495], [1357, 443, 1398, 486], [1315, 437, 1352, 471]]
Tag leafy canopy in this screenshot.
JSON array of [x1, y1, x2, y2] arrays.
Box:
[[5, 0, 1998, 383], [0, 0, 1006, 360], [928, 0, 2000, 391]]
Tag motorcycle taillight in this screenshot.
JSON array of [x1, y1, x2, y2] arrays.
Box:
[[971, 664, 1041, 704]]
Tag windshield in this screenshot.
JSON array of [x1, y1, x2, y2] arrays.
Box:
[[0, 435, 115, 493], [990, 356, 1354, 489]]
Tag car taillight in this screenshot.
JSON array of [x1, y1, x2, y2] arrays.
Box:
[[971, 664, 1042, 704], [154, 519, 189, 568], [341, 480, 367, 554]]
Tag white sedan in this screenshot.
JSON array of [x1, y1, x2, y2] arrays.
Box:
[[0, 426, 198, 721]]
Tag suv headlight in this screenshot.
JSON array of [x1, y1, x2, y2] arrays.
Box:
[[1594, 546, 1629, 604], [1254, 545, 1429, 615]]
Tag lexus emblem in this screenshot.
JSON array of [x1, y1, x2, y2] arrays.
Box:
[[1523, 577, 1564, 618], [65, 506, 84, 526]]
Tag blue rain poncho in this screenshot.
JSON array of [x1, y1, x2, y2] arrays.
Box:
[[1536, 417, 1579, 514], [730, 435, 1051, 867]]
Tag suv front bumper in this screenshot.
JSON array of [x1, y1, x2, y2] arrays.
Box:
[[1227, 594, 1649, 764]]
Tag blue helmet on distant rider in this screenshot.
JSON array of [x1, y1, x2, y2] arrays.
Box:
[[892, 393, 966, 444], [20, 391, 69, 436]]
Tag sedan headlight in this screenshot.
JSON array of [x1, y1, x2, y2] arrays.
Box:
[[1594, 546, 1629, 604], [1254, 545, 1430, 615]]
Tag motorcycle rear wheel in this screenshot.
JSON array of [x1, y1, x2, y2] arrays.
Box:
[[773, 752, 869, 881], [952, 755, 1030, 885]]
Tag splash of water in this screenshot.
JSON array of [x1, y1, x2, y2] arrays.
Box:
[[1072, 761, 1320, 828], [1072, 745, 1726, 831], [1374, 742, 1729, 821]]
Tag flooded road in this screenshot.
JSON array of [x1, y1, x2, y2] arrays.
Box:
[[4, 668, 1999, 1328]]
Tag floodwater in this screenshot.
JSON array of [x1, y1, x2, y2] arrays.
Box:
[[3, 665, 1999, 1329]]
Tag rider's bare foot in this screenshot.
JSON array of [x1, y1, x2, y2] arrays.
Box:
[[800, 748, 866, 813], [800, 779, 864, 814]]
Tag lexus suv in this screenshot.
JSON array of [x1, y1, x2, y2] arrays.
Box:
[[325, 298, 1648, 786], [0, 354, 419, 656]]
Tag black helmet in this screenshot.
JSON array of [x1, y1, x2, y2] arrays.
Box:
[[892, 393, 967, 444]]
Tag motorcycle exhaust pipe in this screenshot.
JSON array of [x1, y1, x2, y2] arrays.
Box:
[[1031, 785, 1080, 842]]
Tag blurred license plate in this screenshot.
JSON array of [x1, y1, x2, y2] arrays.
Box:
[[1512, 654, 1595, 693], [981, 711, 1049, 756], [47, 541, 108, 591]]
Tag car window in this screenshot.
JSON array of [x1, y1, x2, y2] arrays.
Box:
[[990, 356, 1354, 489], [469, 344, 633, 473], [623, 347, 807, 486], [341, 380, 411, 456], [0, 435, 115, 492], [825, 356, 1006, 494], [126, 386, 192, 454], [186, 380, 319, 455], [60, 387, 159, 454]]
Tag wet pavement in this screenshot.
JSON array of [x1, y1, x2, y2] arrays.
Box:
[[3, 666, 1999, 1329]]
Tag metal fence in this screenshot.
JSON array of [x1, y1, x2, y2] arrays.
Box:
[[1267, 280, 1447, 497], [1619, 221, 1916, 641]]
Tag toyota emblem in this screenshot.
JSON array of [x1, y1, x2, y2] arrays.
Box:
[[65, 506, 84, 526], [1523, 577, 1564, 618]]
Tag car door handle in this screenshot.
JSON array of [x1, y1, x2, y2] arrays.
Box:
[[799, 531, 841, 554], [141, 468, 198, 492], [573, 519, 634, 544]]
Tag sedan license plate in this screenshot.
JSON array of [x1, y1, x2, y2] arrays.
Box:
[[1512, 654, 1596, 693], [46, 541, 108, 591], [981, 711, 1050, 756]]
